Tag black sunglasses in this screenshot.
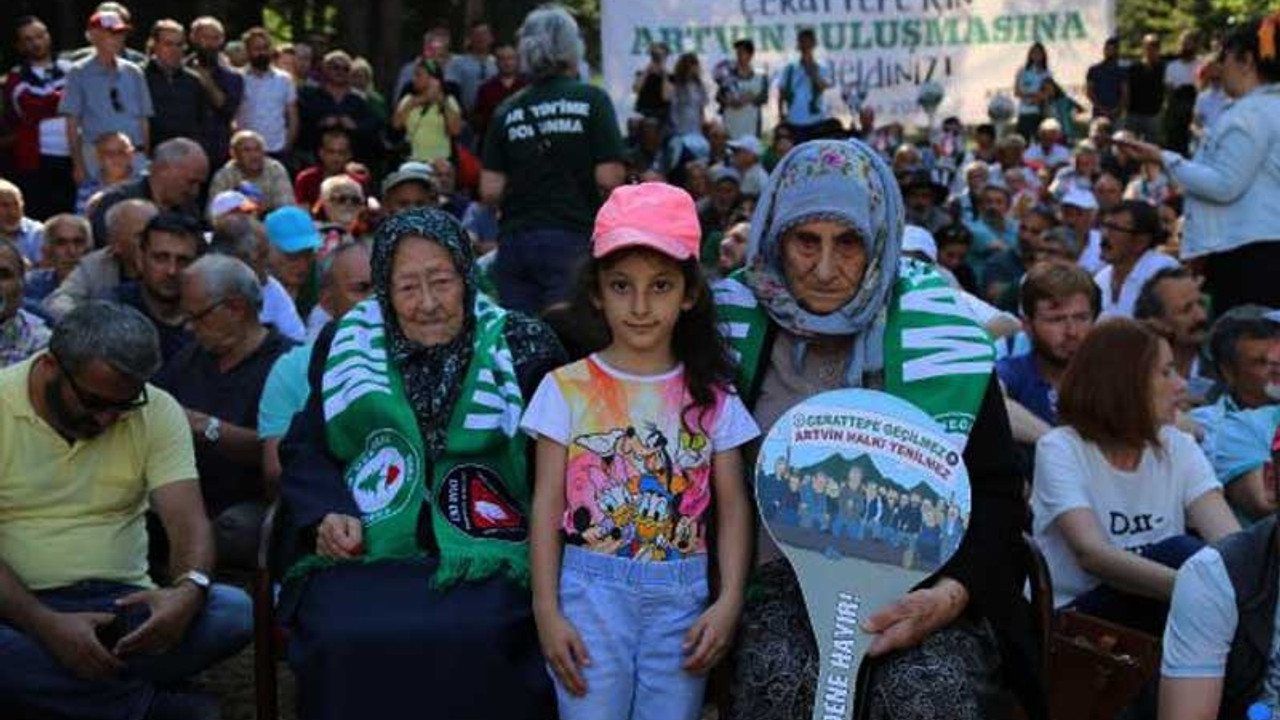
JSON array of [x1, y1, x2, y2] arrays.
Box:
[[51, 350, 149, 413], [183, 298, 227, 326], [109, 86, 124, 113]]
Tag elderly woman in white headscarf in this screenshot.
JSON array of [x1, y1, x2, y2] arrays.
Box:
[[715, 139, 1042, 719]]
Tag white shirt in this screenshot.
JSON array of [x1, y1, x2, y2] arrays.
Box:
[[1032, 425, 1220, 608], [1165, 58, 1199, 89], [260, 276, 305, 342], [236, 67, 297, 153], [1163, 545, 1280, 707], [1077, 229, 1104, 275], [1023, 143, 1072, 168], [1094, 250, 1180, 319], [305, 304, 331, 343]]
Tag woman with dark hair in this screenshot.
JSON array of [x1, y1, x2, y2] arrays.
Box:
[[1117, 13, 1280, 314], [1015, 42, 1053, 141], [669, 53, 709, 138], [1032, 318, 1239, 635], [278, 208, 566, 718]]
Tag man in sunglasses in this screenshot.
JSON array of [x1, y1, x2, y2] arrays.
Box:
[[0, 301, 251, 718], [60, 9, 153, 187]]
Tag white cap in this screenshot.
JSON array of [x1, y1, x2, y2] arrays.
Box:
[[1061, 187, 1098, 211], [209, 190, 258, 220], [728, 135, 763, 156], [902, 225, 937, 263]]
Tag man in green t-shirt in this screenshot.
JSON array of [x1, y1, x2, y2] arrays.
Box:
[[480, 5, 624, 315]]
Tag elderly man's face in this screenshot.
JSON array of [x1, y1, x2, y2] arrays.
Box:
[[232, 138, 266, 176], [1094, 177, 1123, 210], [326, 246, 373, 319], [1223, 336, 1280, 408], [389, 236, 466, 347], [781, 219, 868, 315], [155, 154, 210, 208], [191, 23, 224, 52], [270, 247, 315, 290], [0, 191, 25, 231], [0, 247, 21, 323], [109, 207, 153, 275], [97, 134, 135, 180], [153, 29, 185, 68], [383, 181, 437, 215], [180, 274, 242, 356], [45, 222, 90, 279]]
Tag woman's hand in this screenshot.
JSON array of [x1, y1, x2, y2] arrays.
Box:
[[1113, 137, 1164, 165], [316, 513, 364, 559], [862, 577, 968, 657], [536, 610, 590, 697], [683, 596, 742, 674]]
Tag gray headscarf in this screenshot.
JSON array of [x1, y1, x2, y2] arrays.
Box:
[[371, 208, 477, 457], [742, 138, 904, 386]]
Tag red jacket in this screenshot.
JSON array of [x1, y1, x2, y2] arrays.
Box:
[[3, 60, 68, 172]]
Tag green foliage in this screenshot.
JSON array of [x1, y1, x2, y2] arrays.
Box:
[[1116, 0, 1280, 51]]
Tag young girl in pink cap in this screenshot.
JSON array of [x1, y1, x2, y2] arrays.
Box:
[[521, 182, 757, 720]]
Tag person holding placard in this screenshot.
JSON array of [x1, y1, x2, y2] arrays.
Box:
[[716, 139, 1042, 719]]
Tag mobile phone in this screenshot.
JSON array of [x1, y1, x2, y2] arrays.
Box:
[[95, 613, 128, 648]]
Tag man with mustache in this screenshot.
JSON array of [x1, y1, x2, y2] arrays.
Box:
[[1193, 308, 1280, 521], [1135, 266, 1212, 402], [1094, 200, 1179, 319]]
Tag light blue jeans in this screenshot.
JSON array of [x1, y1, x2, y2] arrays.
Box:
[[555, 545, 710, 720]]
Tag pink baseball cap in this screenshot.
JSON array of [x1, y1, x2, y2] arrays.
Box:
[[591, 182, 700, 261]]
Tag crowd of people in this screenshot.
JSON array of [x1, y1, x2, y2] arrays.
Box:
[[2, 1, 1280, 719]]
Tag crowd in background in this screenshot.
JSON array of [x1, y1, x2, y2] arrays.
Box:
[[2, 1, 1280, 718]]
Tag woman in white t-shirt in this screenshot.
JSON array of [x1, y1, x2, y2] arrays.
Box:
[[1032, 318, 1239, 634]]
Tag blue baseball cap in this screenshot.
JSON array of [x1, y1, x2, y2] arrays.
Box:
[[265, 206, 321, 253]]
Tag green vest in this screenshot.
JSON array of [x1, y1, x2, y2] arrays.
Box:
[[714, 258, 994, 444]]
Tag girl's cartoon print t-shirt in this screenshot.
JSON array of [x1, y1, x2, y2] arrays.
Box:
[[521, 354, 759, 561]]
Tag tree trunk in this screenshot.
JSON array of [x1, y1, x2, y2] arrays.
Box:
[[376, 0, 405, 99]]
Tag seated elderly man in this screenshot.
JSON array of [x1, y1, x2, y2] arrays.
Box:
[[152, 255, 296, 569], [208, 130, 296, 213], [1135, 266, 1213, 403], [45, 199, 157, 319], [1192, 307, 1280, 445], [302, 239, 372, 339], [1, 240, 51, 368], [0, 301, 251, 718], [0, 179, 44, 265], [88, 138, 210, 249], [114, 212, 203, 363], [23, 214, 92, 304]]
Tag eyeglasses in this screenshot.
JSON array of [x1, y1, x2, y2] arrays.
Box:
[[109, 86, 123, 113], [328, 194, 363, 206], [184, 299, 226, 325], [51, 350, 149, 413]]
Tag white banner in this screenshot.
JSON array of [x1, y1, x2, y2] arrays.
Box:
[[600, 0, 1115, 131]]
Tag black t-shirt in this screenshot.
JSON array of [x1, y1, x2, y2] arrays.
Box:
[[113, 282, 192, 364], [482, 77, 625, 235], [635, 70, 671, 119], [153, 327, 296, 515], [1128, 60, 1166, 114], [1085, 60, 1127, 111]]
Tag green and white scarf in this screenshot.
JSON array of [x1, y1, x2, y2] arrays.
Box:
[[716, 257, 994, 444], [288, 296, 531, 587]]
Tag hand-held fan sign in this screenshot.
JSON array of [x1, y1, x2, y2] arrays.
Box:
[[755, 389, 971, 720]]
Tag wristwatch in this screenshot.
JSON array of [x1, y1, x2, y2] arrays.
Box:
[[203, 416, 222, 444], [173, 569, 211, 595]]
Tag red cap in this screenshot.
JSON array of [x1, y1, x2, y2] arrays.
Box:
[[88, 11, 130, 33]]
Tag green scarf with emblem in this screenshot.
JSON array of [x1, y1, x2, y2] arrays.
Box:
[[287, 296, 531, 588], [716, 258, 994, 443]]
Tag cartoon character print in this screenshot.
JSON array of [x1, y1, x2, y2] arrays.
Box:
[[565, 414, 715, 561]]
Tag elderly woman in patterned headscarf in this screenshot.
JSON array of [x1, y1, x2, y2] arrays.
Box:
[[278, 207, 565, 719], [714, 140, 1042, 719]]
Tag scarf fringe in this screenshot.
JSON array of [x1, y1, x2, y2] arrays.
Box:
[[431, 553, 531, 590]]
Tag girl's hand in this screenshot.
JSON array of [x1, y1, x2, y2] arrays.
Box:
[[316, 513, 364, 559], [682, 596, 742, 673], [537, 611, 590, 696]]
